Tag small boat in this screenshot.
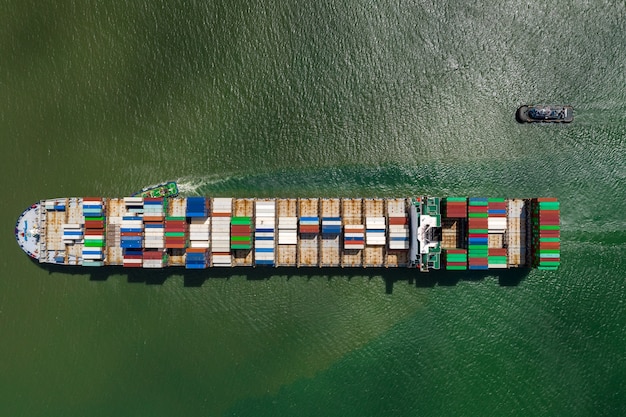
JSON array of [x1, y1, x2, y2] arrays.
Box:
[[517, 105, 573, 123], [132, 181, 179, 198]]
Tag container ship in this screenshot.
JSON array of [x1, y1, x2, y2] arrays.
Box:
[[15, 193, 561, 271]]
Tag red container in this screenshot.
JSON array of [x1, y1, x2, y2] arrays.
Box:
[[143, 252, 164, 259], [121, 232, 143, 237], [539, 231, 561, 238], [488, 248, 507, 256], [539, 242, 560, 250], [389, 217, 408, 225], [85, 220, 105, 229], [469, 258, 488, 265], [211, 212, 231, 217], [447, 249, 467, 254], [123, 262, 142, 268], [84, 229, 104, 235], [446, 261, 467, 267], [231, 225, 251, 234], [300, 226, 319, 233], [537, 197, 558, 202], [186, 248, 207, 253]]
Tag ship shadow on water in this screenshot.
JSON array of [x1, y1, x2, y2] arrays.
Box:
[[37, 259, 529, 293]]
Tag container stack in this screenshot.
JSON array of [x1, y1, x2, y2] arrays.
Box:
[[321, 217, 341, 235], [445, 249, 467, 270], [468, 197, 489, 270], [82, 198, 106, 266], [121, 197, 143, 267], [344, 224, 365, 250], [144, 198, 165, 249], [445, 197, 467, 218], [299, 217, 319, 234], [185, 197, 209, 218], [278, 217, 298, 245], [185, 248, 208, 269], [62, 224, 83, 245], [388, 215, 409, 250], [231, 217, 252, 249], [365, 217, 386, 246], [165, 216, 186, 249], [533, 198, 561, 270], [211, 198, 232, 267], [123, 249, 143, 268], [255, 201, 276, 266], [143, 250, 167, 268], [45, 199, 66, 211], [186, 197, 210, 250], [487, 248, 507, 269], [487, 198, 507, 233]]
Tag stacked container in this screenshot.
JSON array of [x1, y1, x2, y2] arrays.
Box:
[[185, 248, 208, 269], [321, 217, 341, 234], [165, 216, 186, 249], [487, 198, 507, 233], [255, 201, 275, 265], [365, 217, 386, 246], [388, 215, 409, 250], [299, 217, 319, 234], [211, 198, 232, 267], [144, 198, 165, 249], [185, 197, 209, 218], [488, 248, 507, 269], [62, 223, 83, 245], [445, 249, 467, 270], [121, 197, 143, 267], [445, 197, 467, 218], [81, 198, 105, 266], [344, 224, 365, 250], [468, 197, 489, 270], [123, 249, 143, 268], [533, 198, 561, 270], [231, 217, 252, 249], [186, 197, 210, 250], [278, 217, 298, 245], [143, 250, 167, 268]]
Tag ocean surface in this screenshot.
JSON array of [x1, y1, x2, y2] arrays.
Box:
[[2, 0, 625, 415]]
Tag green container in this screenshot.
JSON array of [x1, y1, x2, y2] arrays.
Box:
[[84, 240, 105, 247], [165, 232, 185, 237], [469, 200, 488, 206], [231, 217, 251, 225], [468, 212, 489, 218], [231, 244, 252, 250], [539, 237, 561, 243], [447, 255, 467, 262], [539, 202, 560, 210], [469, 229, 488, 234], [166, 216, 186, 221], [538, 249, 560, 254], [469, 244, 489, 250], [488, 198, 505, 203], [538, 261, 560, 267], [230, 236, 251, 242], [539, 225, 560, 231], [446, 265, 467, 270], [446, 197, 467, 203], [85, 216, 105, 221], [488, 256, 507, 264]]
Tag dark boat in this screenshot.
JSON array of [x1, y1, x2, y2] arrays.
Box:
[[517, 105, 573, 123]]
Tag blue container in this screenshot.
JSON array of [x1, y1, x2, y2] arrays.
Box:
[[255, 259, 274, 266], [255, 248, 274, 253]]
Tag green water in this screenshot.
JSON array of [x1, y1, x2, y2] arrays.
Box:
[[2, 0, 625, 415]]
